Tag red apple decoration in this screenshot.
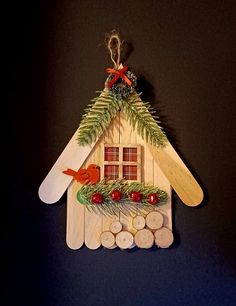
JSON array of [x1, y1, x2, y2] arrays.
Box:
[[147, 193, 159, 205], [110, 190, 122, 201], [130, 191, 142, 202], [91, 192, 103, 204]]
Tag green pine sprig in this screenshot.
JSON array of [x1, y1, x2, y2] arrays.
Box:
[[77, 90, 167, 147], [123, 93, 167, 146], [77, 90, 120, 146], [77, 179, 168, 216]]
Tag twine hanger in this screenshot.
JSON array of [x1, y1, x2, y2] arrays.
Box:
[[107, 33, 122, 69]]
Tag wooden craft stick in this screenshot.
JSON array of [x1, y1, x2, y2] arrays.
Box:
[[119, 111, 137, 235], [148, 142, 203, 206], [38, 129, 96, 204], [39, 90, 109, 204], [66, 181, 84, 249], [153, 161, 172, 230], [102, 115, 120, 239], [84, 141, 103, 250], [129, 88, 203, 207]]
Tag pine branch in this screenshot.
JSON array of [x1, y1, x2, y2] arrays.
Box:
[[123, 93, 168, 147], [77, 90, 120, 146], [77, 179, 168, 216]]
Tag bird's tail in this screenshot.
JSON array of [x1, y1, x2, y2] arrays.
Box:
[[63, 168, 77, 178]]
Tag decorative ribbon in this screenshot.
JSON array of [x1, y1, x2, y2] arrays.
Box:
[[106, 66, 132, 88]]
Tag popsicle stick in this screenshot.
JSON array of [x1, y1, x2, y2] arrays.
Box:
[[130, 89, 203, 206], [39, 139, 95, 204], [66, 181, 85, 249], [153, 161, 172, 230], [119, 111, 137, 235], [148, 142, 203, 206], [136, 132, 155, 219], [39, 90, 110, 204], [102, 114, 120, 234], [84, 140, 103, 249]]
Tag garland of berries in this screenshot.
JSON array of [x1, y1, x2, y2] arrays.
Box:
[[77, 179, 167, 216]]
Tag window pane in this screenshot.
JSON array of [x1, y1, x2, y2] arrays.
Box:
[[123, 165, 137, 180], [104, 147, 119, 161], [104, 165, 119, 180], [123, 147, 137, 162]]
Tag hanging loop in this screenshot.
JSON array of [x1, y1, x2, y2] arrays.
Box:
[[107, 34, 121, 69]]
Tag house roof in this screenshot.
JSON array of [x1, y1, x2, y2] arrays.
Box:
[[39, 86, 203, 206]]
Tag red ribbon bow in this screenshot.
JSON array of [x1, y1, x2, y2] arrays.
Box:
[[106, 66, 132, 88]]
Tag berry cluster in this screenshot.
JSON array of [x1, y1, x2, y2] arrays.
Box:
[[91, 189, 159, 205]]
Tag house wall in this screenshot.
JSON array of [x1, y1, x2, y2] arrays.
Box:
[[67, 111, 172, 249]]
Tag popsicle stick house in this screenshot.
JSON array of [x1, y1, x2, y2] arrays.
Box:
[[39, 81, 203, 250]]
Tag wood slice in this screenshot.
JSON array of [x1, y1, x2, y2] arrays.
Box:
[[110, 221, 122, 234], [134, 229, 154, 249], [116, 231, 134, 249], [154, 227, 174, 248], [132, 215, 145, 230], [100, 231, 115, 248], [146, 211, 163, 230]]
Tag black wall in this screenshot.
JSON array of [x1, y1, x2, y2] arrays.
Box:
[[5, 1, 236, 306]]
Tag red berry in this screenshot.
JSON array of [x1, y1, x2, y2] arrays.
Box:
[[110, 190, 122, 201], [130, 191, 142, 202], [147, 193, 159, 205], [91, 192, 103, 204]]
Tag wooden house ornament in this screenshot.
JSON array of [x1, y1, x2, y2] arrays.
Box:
[[39, 34, 203, 250]]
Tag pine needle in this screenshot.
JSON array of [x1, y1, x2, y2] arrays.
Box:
[[77, 179, 168, 216]]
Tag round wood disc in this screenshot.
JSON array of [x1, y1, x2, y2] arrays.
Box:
[[132, 215, 145, 230], [146, 211, 163, 230], [134, 229, 154, 249], [110, 221, 122, 234], [154, 227, 174, 248], [100, 231, 115, 248], [116, 231, 134, 249]]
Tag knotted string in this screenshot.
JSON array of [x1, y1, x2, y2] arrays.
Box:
[[107, 33, 121, 69], [106, 32, 132, 88]]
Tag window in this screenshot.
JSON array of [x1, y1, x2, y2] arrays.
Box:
[[103, 144, 141, 181]]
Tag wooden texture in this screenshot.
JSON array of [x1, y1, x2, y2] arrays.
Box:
[[134, 229, 154, 249], [132, 215, 146, 230], [110, 221, 122, 234], [130, 88, 203, 207], [148, 142, 203, 206], [40, 85, 179, 249], [39, 138, 95, 204], [146, 211, 164, 230], [154, 162, 172, 229], [84, 140, 103, 250], [64, 108, 173, 250], [116, 231, 134, 249], [38, 90, 110, 204], [119, 111, 138, 235], [154, 227, 174, 248], [66, 181, 85, 249], [100, 231, 115, 248], [102, 115, 120, 244]]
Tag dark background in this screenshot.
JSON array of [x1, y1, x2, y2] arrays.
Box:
[[4, 1, 236, 305]]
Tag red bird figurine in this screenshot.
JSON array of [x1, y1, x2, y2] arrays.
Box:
[[63, 164, 100, 184]]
